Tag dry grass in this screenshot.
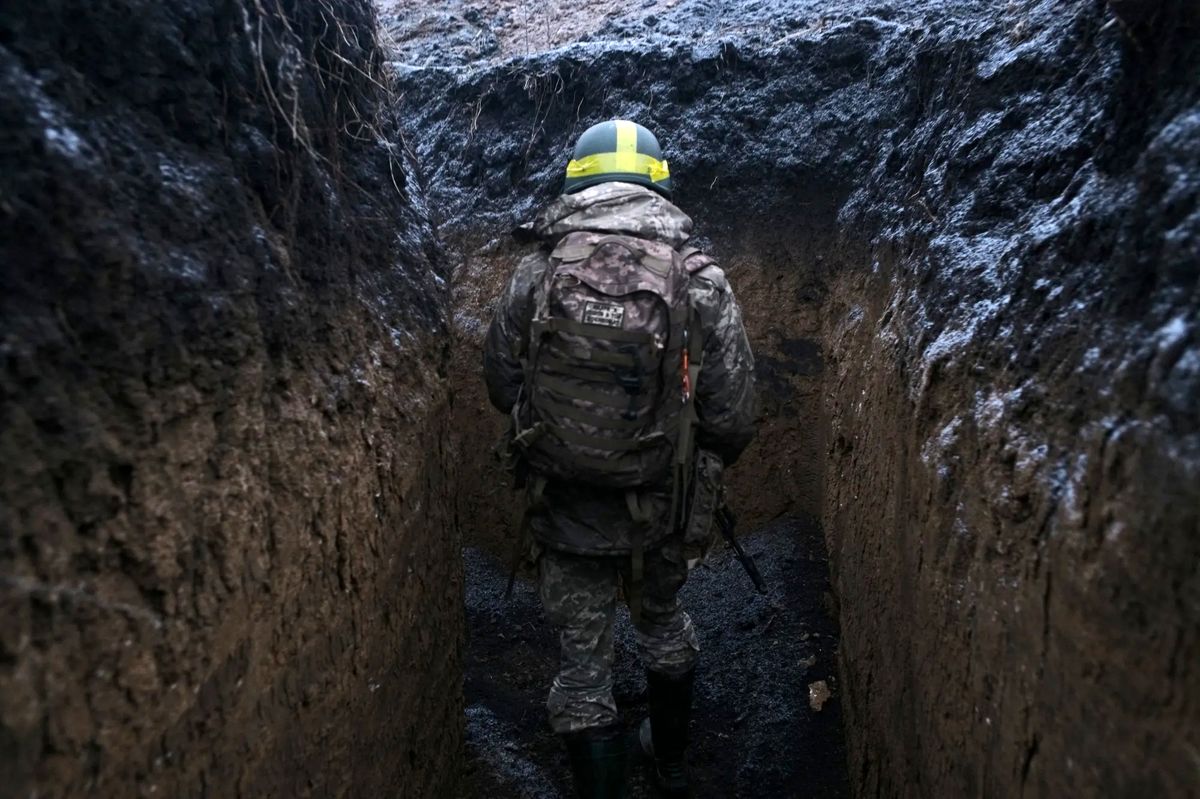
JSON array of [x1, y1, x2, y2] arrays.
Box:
[[237, 0, 410, 201]]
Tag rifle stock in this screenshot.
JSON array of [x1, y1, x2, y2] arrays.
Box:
[[715, 505, 767, 594]]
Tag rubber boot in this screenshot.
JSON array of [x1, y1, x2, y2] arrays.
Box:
[[564, 724, 629, 799], [639, 668, 695, 798]]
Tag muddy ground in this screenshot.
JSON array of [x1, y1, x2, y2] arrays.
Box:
[[461, 515, 848, 798]]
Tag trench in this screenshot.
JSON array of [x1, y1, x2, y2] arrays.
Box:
[[2, 1, 1198, 798], [447, 221, 849, 797], [399, 0, 1200, 795]]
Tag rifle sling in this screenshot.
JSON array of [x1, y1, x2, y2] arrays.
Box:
[[625, 490, 652, 626]]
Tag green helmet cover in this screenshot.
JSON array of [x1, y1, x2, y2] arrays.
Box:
[[562, 119, 673, 198]]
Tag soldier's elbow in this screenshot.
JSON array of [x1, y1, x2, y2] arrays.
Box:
[[486, 387, 516, 415]]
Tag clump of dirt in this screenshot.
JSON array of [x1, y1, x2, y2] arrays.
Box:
[[462, 515, 848, 798], [0, 1, 458, 796]]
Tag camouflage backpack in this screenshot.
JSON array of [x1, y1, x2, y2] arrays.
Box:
[[513, 230, 704, 506]]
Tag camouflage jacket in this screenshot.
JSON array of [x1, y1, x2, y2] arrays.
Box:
[[482, 182, 756, 556]]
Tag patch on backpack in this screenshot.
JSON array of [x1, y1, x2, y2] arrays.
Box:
[[582, 301, 625, 329]]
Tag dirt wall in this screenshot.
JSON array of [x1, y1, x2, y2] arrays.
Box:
[[823, 3, 1200, 793], [396, 0, 1199, 795], [0, 2, 461, 796]]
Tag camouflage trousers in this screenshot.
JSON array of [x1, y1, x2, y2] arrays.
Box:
[[538, 541, 699, 735]]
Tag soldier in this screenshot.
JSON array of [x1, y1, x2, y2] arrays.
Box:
[[482, 119, 757, 798]]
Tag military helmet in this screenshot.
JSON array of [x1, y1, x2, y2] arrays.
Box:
[[562, 119, 672, 198]]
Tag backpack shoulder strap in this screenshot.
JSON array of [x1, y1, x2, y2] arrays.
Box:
[[549, 236, 598, 263], [525, 245, 561, 393]]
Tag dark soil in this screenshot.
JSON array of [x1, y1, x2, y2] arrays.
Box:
[[0, 1, 458, 796], [461, 515, 848, 798]]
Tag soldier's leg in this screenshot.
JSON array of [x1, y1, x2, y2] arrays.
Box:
[[540, 549, 627, 798], [629, 541, 699, 675], [538, 548, 621, 733], [625, 542, 698, 798]]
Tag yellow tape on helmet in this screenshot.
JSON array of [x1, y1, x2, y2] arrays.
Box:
[[565, 152, 671, 182]]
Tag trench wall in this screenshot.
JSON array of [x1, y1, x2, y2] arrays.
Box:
[[820, 4, 1199, 793], [0, 2, 461, 796], [400, 0, 1199, 795]]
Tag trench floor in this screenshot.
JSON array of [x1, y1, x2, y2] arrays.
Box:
[[460, 516, 849, 798]]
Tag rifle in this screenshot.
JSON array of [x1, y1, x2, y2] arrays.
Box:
[[714, 504, 767, 594]]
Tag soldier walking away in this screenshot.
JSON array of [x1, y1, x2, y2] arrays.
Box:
[[482, 119, 757, 798]]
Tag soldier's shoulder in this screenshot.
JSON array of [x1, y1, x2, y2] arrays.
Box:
[[684, 252, 730, 295], [516, 247, 551, 273], [508, 247, 551, 289]]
